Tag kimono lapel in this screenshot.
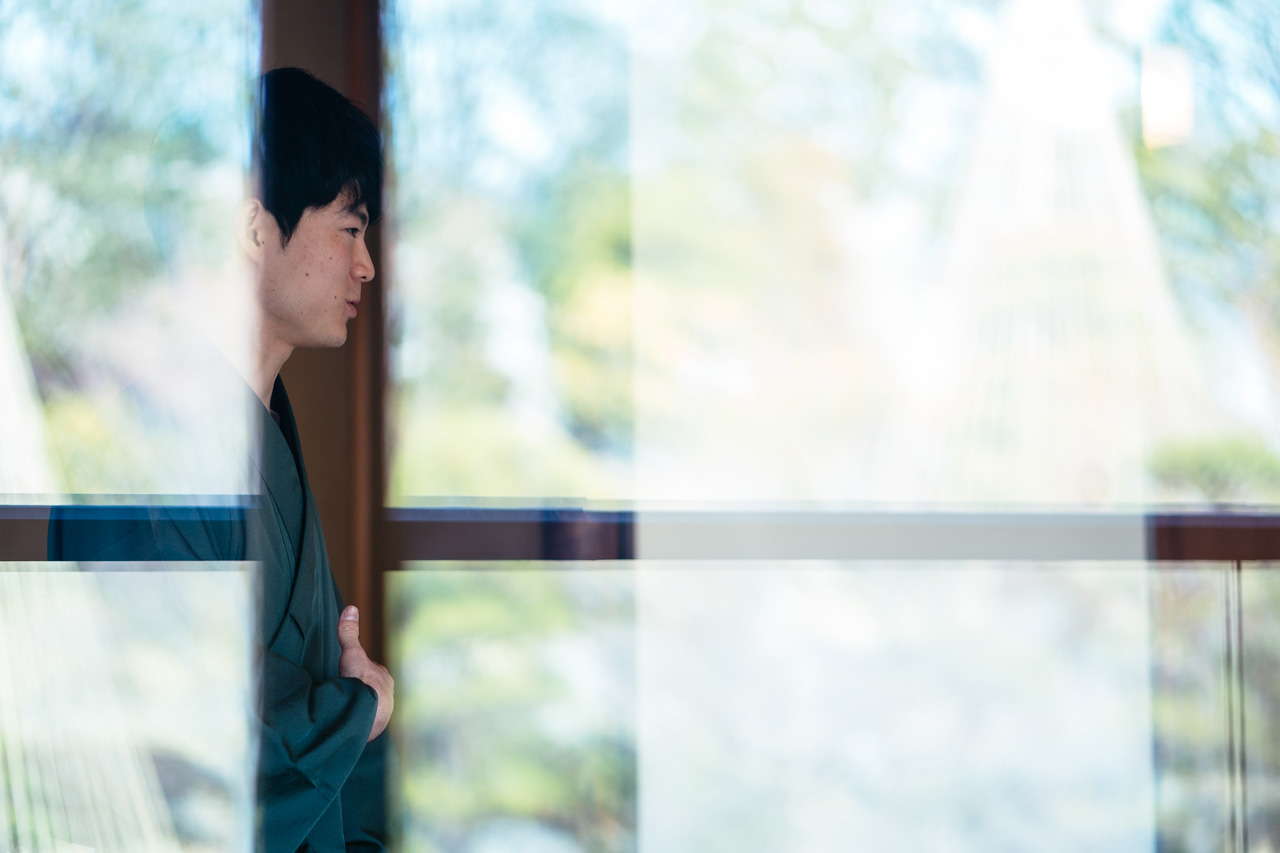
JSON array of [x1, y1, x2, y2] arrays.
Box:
[[266, 378, 339, 674], [251, 381, 305, 576]]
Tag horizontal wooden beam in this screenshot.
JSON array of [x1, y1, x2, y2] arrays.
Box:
[[6, 505, 1280, 564], [382, 507, 1280, 563], [0, 505, 48, 561]]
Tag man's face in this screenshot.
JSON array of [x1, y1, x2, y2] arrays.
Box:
[[258, 192, 374, 350]]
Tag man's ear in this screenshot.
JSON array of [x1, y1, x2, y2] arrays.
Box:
[[236, 198, 271, 263]]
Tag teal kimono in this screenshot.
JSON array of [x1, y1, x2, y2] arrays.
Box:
[[49, 375, 389, 852], [254, 376, 387, 852]]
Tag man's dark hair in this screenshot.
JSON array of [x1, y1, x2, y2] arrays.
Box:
[[256, 67, 383, 244]]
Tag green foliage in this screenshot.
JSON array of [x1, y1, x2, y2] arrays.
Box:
[[386, 0, 1003, 500], [388, 0, 634, 498], [389, 401, 622, 499], [0, 0, 253, 495], [1150, 434, 1280, 503], [391, 571, 636, 852], [1150, 568, 1280, 849], [1135, 0, 1280, 344], [521, 165, 633, 453], [0, 0, 250, 389]]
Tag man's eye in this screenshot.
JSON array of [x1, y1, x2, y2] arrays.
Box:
[[346, 228, 361, 237]]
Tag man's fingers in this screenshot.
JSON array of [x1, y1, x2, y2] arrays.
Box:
[[337, 605, 361, 650]]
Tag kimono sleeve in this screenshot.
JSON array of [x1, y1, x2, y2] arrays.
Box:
[[47, 503, 247, 562], [255, 645, 378, 851], [340, 730, 392, 850]]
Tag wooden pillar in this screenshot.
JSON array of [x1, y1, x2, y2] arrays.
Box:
[[345, 1, 388, 665]]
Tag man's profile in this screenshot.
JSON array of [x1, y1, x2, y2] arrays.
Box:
[[239, 66, 395, 851]]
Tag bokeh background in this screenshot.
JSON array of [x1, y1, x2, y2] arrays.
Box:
[[4, 0, 1280, 850]]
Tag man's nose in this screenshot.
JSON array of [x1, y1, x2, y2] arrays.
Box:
[[353, 236, 375, 282]]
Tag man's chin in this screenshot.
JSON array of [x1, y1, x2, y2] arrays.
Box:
[[309, 329, 349, 349]]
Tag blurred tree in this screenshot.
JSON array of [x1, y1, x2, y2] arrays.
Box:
[[391, 570, 635, 852], [0, 0, 248, 386], [521, 162, 632, 454], [1125, 6, 1280, 847], [1157, 435, 1280, 502], [1136, 0, 1280, 350], [388, 0, 632, 497], [386, 0, 1001, 499], [1151, 435, 1280, 503], [0, 0, 252, 492]]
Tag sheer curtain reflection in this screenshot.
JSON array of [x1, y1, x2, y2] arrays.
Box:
[[630, 0, 1271, 505], [383, 0, 1280, 850], [0, 0, 257, 498], [0, 1, 258, 851]]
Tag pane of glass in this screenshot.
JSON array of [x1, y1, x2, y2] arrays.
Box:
[[0, 1, 259, 501], [629, 0, 1279, 504], [0, 564, 253, 851], [1243, 563, 1280, 845], [391, 561, 1253, 850], [388, 566, 636, 851], [384, 0, 631, 501], [386, 0, 1280, 507], [635, 563, 1157, 849], [1148, 565, 1234, 848]]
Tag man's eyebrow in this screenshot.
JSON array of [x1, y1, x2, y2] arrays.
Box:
[[344, 205, 369, 228]]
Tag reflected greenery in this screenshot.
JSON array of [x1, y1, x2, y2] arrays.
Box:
[[390, 568, 635, 852], [1151, 567, 1280, 851], [1243, 568, 1280, 848], [387, 0, 632, 499], [388, 0, 1280, 505], [1151, 435, 1280, 503], [385, 0, 1280, 848], [0, 0, 254, 494]]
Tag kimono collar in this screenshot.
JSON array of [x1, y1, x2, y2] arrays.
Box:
[[249, 376, 307, 551]]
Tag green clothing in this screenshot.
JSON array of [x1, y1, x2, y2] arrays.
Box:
[[255, 376, 386, 852], [49, 375, 389, 852]]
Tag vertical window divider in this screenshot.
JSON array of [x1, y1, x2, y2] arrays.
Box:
[[1223, 558, 1248, 852]]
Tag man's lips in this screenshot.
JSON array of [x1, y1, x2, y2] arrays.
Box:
[[345, 298, 359, 318]]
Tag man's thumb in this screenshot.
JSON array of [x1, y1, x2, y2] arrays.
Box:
[[338, 605, 361, 649]]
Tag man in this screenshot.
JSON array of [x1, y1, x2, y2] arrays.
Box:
[[49, 66, 395, 851], [238, 66, 395, 852]]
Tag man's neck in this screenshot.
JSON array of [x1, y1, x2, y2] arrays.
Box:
[[253, 335, 294, 410]]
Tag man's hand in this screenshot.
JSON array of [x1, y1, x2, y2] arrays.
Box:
[[337, 606, 394, 742]]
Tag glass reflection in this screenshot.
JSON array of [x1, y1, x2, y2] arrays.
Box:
[[0, 0, 258, 500], [1243, 564, 1280, 846], [631, 0, 1279, 504], [637, 565, 1156, 850], [0, 566, 252, 852], [1, 3, 261, 851], [387, 0, 1280, 507], [1149, 566, 1235, 849], [384, 0, 631, 501], [392, 561, 1273, 850], [389, 567, 636, 851]]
